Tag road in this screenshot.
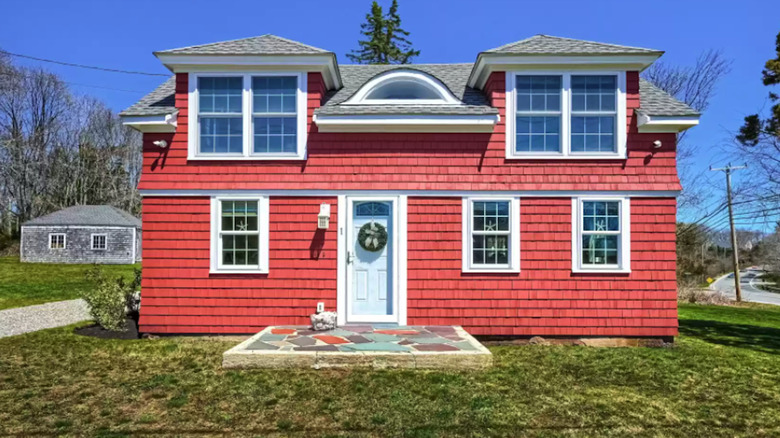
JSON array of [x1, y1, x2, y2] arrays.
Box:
[[710, 271, 780, 306]]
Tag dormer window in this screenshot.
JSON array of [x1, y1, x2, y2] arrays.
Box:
[[345, 70, 461, 105], [188, 72, 307, 161], [505, 71, 627, 159]]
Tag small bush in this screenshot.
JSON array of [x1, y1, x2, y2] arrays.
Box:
[[678, 280, 732, 305], [83, 266, 141, 331]]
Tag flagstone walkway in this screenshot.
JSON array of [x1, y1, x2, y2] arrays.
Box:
[[223, 325, 492, 370]]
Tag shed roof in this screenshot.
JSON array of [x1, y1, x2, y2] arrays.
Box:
[[23, 206, 141, 228]]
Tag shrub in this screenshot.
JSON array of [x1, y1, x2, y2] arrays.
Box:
[[83, 266, 141, 331], [678, 280, 732, 305]]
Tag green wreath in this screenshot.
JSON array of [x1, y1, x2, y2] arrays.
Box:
[[358, 221, 388, 252]]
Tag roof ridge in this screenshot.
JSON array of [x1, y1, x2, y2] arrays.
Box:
[[155, 34, 330, 55], [486, 34, 661, 54], [340, 62, 474, 67]]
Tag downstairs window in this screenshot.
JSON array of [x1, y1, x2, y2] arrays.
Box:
[[211, 197, 269, 273], [572, 197, 631, 273]]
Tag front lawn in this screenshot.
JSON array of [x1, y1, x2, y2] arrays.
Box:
[[2, 303, 780, 436], [0, 256, 140, 310]]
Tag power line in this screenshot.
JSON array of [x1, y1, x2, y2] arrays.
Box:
[[0, 71, 146, 94], [0, 49, 168, 77]]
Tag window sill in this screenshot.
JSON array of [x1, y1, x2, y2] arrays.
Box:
[[189, 154, 305, 161], [572, 267, 631, 274], [210, 269, 268, 275], [462, 267, 520, 274], [506, 154, 625, 160]]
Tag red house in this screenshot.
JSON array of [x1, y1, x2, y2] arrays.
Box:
[[121, 34, 699, 339]]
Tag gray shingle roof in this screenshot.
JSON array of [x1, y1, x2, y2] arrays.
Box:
[[638, 78, 699, 117], [23, 206, 141, 228], [155, 34, 330, 56], [120, 77, 175, 117], [121, 68, 696, 120], [485, 35, 662, 55], [316, 64, 497, 116], [484, 35, 663, 55]]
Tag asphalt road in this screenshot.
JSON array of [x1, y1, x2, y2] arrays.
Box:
[[710, 272, 780, 306]]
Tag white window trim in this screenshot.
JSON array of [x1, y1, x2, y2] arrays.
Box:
[[188, 72, 307, 161], [344, 70, 462, 106], [571, 196, 631, 274], [462, 197, 520, 273], [91, 233, 108, 251], [210, 196, 270, 274], [505, 71, 627, 160], [49, 233, 66, 250]]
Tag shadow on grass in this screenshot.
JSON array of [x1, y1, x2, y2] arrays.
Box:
[[680, 319, 780, 355]]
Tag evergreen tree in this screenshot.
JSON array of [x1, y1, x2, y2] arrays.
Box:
[[737, 31, 780, 146], [384, 0, 420, 64], [347, 0, 419, 64]]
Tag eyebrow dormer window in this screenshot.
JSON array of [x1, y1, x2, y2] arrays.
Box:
[[345, 70, 461, 105]]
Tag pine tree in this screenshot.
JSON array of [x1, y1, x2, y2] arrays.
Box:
[[346, 2, 389, 64], [384, 0, 420, 64], [737, 31, 780, 146], [347, 0, 420, 65]]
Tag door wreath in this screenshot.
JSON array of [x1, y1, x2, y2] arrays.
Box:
[[358, 221, 388, 252]]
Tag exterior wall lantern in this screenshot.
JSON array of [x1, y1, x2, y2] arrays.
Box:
[[318, 203, 331, 229]]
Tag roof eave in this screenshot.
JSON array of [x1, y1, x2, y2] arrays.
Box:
[[154, 52, 343, 90], [121, 112, 178, 133], [313, 113, 500, 133], [636, 113, 700, 133], [467, 52, 664, 89]]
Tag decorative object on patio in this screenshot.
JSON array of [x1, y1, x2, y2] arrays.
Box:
[[311, 311, 338, 331], [358, 221, 387, 252]]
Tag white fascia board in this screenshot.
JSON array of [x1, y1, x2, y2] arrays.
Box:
[[155, 54, 341, 89], [121, 112, 178, 133], [636, 113, 700, 133], [468, 53, 662, 89], [313, 113, 499, 133], [140, 189, 681, 198]]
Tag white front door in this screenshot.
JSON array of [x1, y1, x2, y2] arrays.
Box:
[[346, 198, 398, 323]]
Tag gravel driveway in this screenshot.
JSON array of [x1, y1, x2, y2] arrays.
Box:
[[0, 299, 91, 338]]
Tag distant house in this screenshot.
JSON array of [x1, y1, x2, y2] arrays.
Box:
[[21, 206, 141, 264]]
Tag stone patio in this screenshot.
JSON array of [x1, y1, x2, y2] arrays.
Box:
[[223, 325, 492, 370]]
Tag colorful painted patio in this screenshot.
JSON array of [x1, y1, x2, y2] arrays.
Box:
[[223, 325, 492, 370]]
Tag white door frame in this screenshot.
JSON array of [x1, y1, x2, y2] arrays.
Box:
[[337, 194, 407, 325]]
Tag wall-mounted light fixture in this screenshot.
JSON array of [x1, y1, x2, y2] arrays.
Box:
[[153, 140, 168, 149], [318, 203, 331, 229]]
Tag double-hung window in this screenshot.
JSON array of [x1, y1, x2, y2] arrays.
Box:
[[49, 233, 66, 249], [91, 234, 107, 250], [572, 197, 630, 273], [506, 72, 626, 159], [190, 73, 306, 160], [211, 197, 269, 273], [462, 198, 520, 273]]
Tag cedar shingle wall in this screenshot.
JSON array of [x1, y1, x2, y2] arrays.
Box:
[[139, 72, 681, 192], [406, 197, 678, 337], [140, 196, 338, 334]]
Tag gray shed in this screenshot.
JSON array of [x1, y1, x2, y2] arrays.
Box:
[[20, 206, 141, 264]]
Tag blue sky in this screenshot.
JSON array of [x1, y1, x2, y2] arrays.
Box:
[[2, 0, 778, 229]]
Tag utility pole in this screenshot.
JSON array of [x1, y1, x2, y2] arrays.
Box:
[[710, 163, 747, 302]]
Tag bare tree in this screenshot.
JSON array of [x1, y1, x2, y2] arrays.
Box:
[[643, 50, 732, 212], [0, 54, 142, 237]]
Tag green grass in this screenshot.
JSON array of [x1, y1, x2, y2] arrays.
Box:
[[2, 303, 780, 436], [0, 256, 140, 310]]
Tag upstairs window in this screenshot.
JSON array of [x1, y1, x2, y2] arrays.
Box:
[[345, 70, 461, 105], [506, 72, 626, 159], [189, 73, 306, 160]]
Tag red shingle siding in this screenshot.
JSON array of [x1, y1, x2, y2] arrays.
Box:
[[140, 196, 338, 334], [138, 72, 680, 193], [406, 197, 678, 337]]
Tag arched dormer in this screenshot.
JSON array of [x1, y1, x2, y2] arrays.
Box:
[[344, 70, 462, 105]]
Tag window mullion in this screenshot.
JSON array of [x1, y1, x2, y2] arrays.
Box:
[[243, 75, 251, 158], [562, 73, 571, 156]]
